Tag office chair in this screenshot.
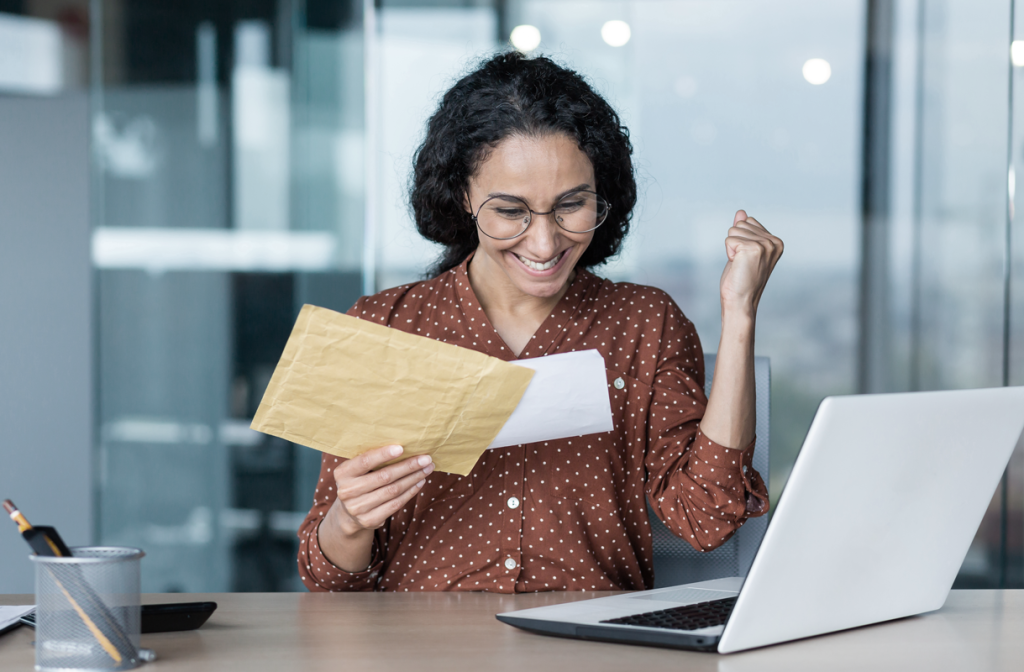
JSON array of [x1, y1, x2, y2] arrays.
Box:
[[648, 354, 770, 588]]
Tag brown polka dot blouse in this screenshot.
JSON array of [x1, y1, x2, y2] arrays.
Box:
[[297, 257, 769, 593]]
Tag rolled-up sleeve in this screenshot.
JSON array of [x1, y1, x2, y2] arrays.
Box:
[[297, 453, 386, 591], [643, 310, 769, 553]]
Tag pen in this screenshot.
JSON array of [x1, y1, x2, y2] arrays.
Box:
[[3, 499, 134, 665]]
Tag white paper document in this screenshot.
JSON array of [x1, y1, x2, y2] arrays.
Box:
[[0, 605, 34, 635], [487, 349, 614, 449]]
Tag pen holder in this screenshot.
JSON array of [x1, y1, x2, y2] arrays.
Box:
[[31, 547, 145, 672]]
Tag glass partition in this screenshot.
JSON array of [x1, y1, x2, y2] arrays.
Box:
[[867, 0, 1018, 588], [93, 0, 365, 592], [912, 0, 1013, 588], [373, 3, 498, 289]]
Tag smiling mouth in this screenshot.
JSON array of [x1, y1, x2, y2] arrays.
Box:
[[515, 250, 566, 272]]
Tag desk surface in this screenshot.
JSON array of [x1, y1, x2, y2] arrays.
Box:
[[2, 590, 1022, 671]]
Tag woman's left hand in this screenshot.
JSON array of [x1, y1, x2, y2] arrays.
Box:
[[719, 210, 784, 317]]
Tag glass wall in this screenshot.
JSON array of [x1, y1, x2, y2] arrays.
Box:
[[919, 0, 1017, 588], [90, 0, 1024, 591], [864, 0, 1020, 588], [93, 0, 365, 592]]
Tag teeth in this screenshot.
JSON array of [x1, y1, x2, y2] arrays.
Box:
[[517, 252, 561, 271]]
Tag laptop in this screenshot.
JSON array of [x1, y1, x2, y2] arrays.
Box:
[[496, 386, 1024, 653]]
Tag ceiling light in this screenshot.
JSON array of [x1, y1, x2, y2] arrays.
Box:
[[601, 20, 631, 47], [510, 25, 541, 52], [802, 58, 832, 85], [1012, 41, 1024, 67]]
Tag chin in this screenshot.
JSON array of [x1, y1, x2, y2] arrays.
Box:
[[516, 279, 567, 299]]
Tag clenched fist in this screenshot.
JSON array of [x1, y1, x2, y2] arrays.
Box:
[[719, 210, 783, 316]]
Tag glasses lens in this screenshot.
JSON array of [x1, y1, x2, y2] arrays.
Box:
[[476, 196, 532, 239], [553, 192, 609, 233]]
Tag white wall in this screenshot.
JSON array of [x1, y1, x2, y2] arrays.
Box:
[[0, 93, 92, 593]]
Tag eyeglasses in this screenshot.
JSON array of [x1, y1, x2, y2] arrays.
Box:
[[470, 190, 611, 240]]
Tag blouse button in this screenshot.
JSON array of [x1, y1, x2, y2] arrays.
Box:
[[507, 497, 520, 509], [613, 377, 625, 390], [504, 558, 518, 570]]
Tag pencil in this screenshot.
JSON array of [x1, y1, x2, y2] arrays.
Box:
[[4, 499, 31, 532]]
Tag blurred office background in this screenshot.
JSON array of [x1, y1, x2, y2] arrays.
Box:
[[1, 0, 1022, 592]]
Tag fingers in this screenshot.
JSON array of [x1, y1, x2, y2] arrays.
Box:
[[727, 227, 781, 251], [341, 467, 430, 528], [335, 449, 433, 501], [726, 213, 783, 259], [724, 235, 767, 263], [728, 215, 773, 252], [725, 235, 784, 272], [733, 209, 747, 225], [731, 216, 770, 237], [332, 446, 435, 533], [347, 478, 426, 531], [343, 444, 406, 478], [345, 458, 433, 512]]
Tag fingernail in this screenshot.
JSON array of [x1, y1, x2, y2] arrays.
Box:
[[389, 445, 403, 457], [417, 455, 432, 467], [416, 479, 426, 488], [423, 463, 435, 475]]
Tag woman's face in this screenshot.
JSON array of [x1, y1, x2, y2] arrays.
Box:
[[466, 133, 596, 300]]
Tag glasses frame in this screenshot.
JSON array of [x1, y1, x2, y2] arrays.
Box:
[[470, 190, 611, 241]]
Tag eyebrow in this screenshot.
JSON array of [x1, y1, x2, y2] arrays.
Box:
[[486, 183, 593, 202]]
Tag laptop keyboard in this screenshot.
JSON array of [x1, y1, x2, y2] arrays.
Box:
[[600, 596, 737, 631]]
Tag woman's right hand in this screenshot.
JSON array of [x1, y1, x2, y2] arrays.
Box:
[[319, 445, 433, 571], [331, 444, 433, 535]]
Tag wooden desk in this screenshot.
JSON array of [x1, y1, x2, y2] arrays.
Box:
[[2, 591, 1022, 671]]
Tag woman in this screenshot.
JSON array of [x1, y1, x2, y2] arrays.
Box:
[[298, 51, 782, 592]]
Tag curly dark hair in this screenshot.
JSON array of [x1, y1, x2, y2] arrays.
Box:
[[411, 51, 637, 277]]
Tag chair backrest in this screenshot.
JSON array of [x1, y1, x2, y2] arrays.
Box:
[[648, 354, 770, 588]]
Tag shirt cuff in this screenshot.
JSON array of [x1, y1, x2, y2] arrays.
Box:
[[691, 430, 768, 516], [305, 519, 384, 591]]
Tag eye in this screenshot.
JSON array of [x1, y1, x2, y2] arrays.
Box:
[[494, 207, 529, 219], [555, 199, 585, 213]]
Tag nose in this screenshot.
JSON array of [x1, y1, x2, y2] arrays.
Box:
[[522, 211, 563, 260]]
